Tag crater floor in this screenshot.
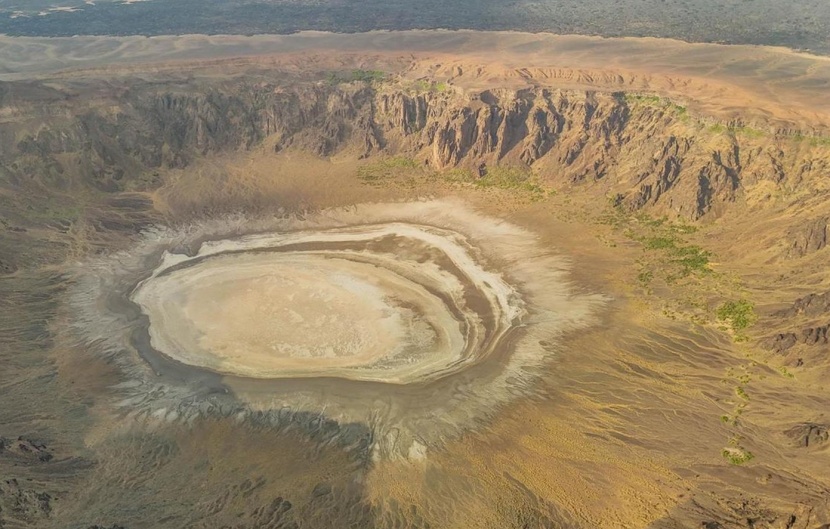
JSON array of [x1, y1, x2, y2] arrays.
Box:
[[132, 223, 523, 383], [66, 200, 596, 460]]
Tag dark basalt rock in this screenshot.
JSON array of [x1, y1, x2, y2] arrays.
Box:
[[0, 437, 53, 463], [763, 323, 830, 354], [777, 292, 830, 318], [0, 478, 53, 523], [784, 423, 829, 448], [311, 483, 332, 498]]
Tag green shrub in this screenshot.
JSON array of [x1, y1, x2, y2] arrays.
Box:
[[357, 156, 420, 184], [721, 448, 754, 465], [716, 300, 756, 332], [327, 69, 387, 85]]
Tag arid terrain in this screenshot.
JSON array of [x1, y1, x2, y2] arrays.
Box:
[[1, 31, 830, 529], [0, 0, 828, 55]]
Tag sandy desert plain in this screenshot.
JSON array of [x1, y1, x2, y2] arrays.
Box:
[[0, 30, 829, 529]]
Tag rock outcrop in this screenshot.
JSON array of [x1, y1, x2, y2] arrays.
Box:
[[764, 324, 830, 354], [784, 423, 830, 448], [0, 437, 53, 463], [0, 478, 53, 527], [777, 292, 830, 318], [2, 75, 830, 274], [787, 217, 828, 258]]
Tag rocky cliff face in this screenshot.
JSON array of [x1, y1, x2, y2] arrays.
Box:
[[787, 217, 828, 258], [2, 76, 830, 270]]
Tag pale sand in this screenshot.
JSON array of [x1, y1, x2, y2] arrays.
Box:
[[2, 30, 829, 130]]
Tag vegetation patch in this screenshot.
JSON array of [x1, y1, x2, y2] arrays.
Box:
[[637, 235, 711, 278], [707, 123, 767, 139], [722, 436, 754, 465], [327, 69, 387, 85], [441, 168, 476, 183], [716, 299, 756, 333], [732, 126, 766, 139], [474, 167, 545, 195], [706, 124, 830, 146], [357, 156, 421, 185], [438, 166, 549, 200], [722, 447, 754, 465], [621, 214, 711, 282], [778, 366, 795, 379], [791, 133, 830, 147], [624, 94, 662, 105], [637, 269, 654, 286], [409, 79, 450, 93], [624, 93, 688, 119], [735, 386, 750, 401], [356, 160, 552, 201]]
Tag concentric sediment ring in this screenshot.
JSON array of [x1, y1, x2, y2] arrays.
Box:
[[131, 223, 523, 384]]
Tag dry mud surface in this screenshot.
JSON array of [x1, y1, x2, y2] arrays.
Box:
[[131, 220, 522, 382]]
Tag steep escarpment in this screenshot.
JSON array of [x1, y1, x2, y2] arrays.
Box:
[[2, 75, 830, 273]]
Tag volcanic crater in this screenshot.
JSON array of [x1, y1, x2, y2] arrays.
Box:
[[3, 31, 830, 529], [66, 200, 597, 460]]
